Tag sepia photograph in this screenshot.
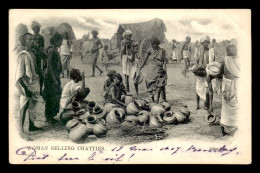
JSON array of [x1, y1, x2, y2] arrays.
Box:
[[9, 9, 251, 164]]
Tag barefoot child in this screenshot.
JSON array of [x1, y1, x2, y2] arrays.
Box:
[[105, 73, 132, 107], [155, 69, 167, 103], [103, 70, 116, 100]]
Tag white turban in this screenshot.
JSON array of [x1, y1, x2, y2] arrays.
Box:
[[200, 35, 210, 43], [123, 30, 132, 38]]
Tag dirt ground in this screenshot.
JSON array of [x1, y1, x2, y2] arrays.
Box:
[[22, 55, 230, 144]]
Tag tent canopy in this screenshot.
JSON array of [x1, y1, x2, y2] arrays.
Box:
[[115, 18, 167, 49]]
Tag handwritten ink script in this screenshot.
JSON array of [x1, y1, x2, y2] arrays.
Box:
[[15, 145, 239, 163]]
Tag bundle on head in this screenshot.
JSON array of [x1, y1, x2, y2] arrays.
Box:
[[193, 67, 207, 77]]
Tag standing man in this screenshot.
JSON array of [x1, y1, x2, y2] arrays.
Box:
[[15, 33, 43, 138], [121, 30, 134, 92], [44, 27, 55, 49], [31, 21, 46, 95], [90, 30, 103, 77], [181, 36, 192, 76], [171, 39, 177, 63], [60, 32, 72, 78]]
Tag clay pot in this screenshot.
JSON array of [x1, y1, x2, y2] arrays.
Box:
[[112, 107, 126, 119], [66, 119, 80, 132], [93, 105, 107, 119], [151, 104, 165, 117], [60, 110, 75, 124], [207, 114, 216, 123], [106, 108, 124, 125], [125, 115, 138, 125], [103, 103, 117, 113], [126, 102, 140, 115], [93, 123, 107, 137], [134, 100, 147, 109], [179, 107, 190, 118], [154, 113, 164, 124], [83, 115, 97, 134], [79, 112, 90, 120], [87, 101, 97, 114], [124, 96, 135, 106], [76, 109, 85, 116], [72, 101, 81, 113], [138, 110, 150, 117], [175, 112, 186, 124], [69, 123, 88, 143], [149, 115, 163, 128], [163, 111, 176, 125], [161, 102, 171, 111], [137, 114, 149, 125]]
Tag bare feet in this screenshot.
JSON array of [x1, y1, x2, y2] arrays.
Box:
[[196, 106, 200, 110]]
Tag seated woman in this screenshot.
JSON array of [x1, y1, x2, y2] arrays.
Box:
[[60, 68, 90, 112], [105, 73, 132, 107]]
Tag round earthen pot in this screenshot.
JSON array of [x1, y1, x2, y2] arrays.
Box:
[[124, 96, 135, 106], [137, 114, 149, 125], [125, 115, 138, 125], [106, 108, 123, 125], [72, 101, 81, 113], [93, 105, 107, 119], [76, 109, 85, 116], [93, 122, 107, 137], [69, 123, 88, 143], [151, 104, 165, 117], [154, 113, 164, 124], [149, 115, 163, 128], [138, 110, 150, 117], [83, 115, 97, 134], [66, 119, 80, 132], [179, 107, 190, 118], [207, 114, 216, 123], [161, 102, 171, 111], [112, 107, 126, 119], [103, 103, 117, 113], [175, 112, 186, 123], [79, 112, 90, 120], [163, 111, 176, 125], [87, 101, 97, 114], [126, 102, 140, 115], [60, 110, 75, 124], [134, 100, 147, 109]]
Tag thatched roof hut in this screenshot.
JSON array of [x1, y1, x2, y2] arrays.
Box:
[[113, 18, 167, 49]]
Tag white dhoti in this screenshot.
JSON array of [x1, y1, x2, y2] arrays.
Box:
[[196, 76, 208, 101], [183, 50, 190, 59], [220, 77, 239, 127], [172, 50, 177, 60], [122, 55, 133, 76]]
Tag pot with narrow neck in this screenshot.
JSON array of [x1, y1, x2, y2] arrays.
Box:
[[66, 119, 80, 132], [87, 101, 97, 114], [149, 115, 163, 128], [69, 123, 88, 143], [93, 105, 107, 119], [175, 112, 186, 124], [124, 96, 135, 106], [93, 123, 107, 138], [83, 115, 97, 134], [151, 104, 165, 117], [106, 108, 124, 125], [126, 101, 140, 115], [161, 102, 171, 111], [163, 111, 176, 125], [72, 101, 81, 113]]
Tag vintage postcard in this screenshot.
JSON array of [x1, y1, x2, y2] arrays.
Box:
[[9, 9, 251, 164]]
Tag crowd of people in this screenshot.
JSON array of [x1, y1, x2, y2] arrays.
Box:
[[13, 21, 240, 138]]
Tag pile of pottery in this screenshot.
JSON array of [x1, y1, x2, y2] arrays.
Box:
[[104, 95, 191, 128], [62, 100, 108, 143]]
